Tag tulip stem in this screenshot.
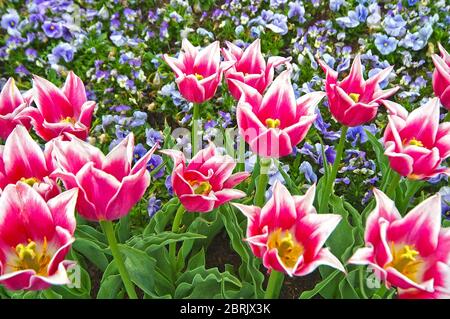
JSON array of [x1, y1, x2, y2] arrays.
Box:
[[444, 112, 450, 122], [386, 171, 401, 200], [100, 220, 138, 299], [192, 103, 200, 156], [169, 205, 186, 273], [264, 270, 284, 299], [319, 126, 348, 214], [255, 157, 271, 207]]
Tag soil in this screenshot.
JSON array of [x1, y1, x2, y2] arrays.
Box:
[[206, 230, 322, 299]]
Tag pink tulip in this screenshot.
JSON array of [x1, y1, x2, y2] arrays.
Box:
[[383, 98, 450, 179], [348, 188, 450, 299], [318, 55, 399, 127], [432, 43, 450, 109], [0, 125, 59, 199], [0, 182, 78, 291], [0, 78, 31, 140], [50, 133, 156, 221], [222, 39, 291, 100], [163, 39, 234, 103], [232, 182, 344, 276], [234, 69, 325, 158], [161, 143, 249, 213], [16, 72, 95, 141]]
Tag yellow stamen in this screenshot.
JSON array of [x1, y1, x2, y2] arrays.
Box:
[[189, 180, 212, 195], [13, 237, 51, 276], [194, 73, 204, 81], [61, 116, 76, 124], [267, 229, 303, 269], [409, 138, 423, 147], [349, 93, 360, 103], [265, 118, 281, 129], [20, 177, 40, 187], [386, 243, 422, 283]]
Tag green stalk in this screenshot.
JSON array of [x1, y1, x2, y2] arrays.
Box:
[[100, 220, 138, 299], [169, 205, 186, 272], [254, 157, 271, 207], [264, 270, 285, 299], [386, 171, 401, 200], [319, 126, 349, 213], [191, 103, 200, 155]]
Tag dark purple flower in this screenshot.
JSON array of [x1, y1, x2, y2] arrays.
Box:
[[147, 196, 162, 217]]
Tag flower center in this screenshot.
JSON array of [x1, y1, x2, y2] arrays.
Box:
[[11, 238, 51, 276], [349, 93, 360, 103], [61, 116, 76, 124], [265, 118, 281, 129], [20, 177, 40, 187], [408, 138, 423, 147], [189, 180, 212, 195], [50, 25, 55, 31], [386, 243, 423, 283], [267, 228, 303, 269], [10, 21, 15, 27], [194, 73, 204, 81]]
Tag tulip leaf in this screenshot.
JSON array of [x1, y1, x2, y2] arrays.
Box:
[[128, 231, 206, 250], [119, 244, 158, 297], [72, 238, 110, 271], [220, 204, 265, 298], [299, 270, 340, 299], [144, 197, 179, 235]]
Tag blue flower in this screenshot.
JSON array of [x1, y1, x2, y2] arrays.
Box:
[[147, 196, 162, 218], [148, 154, 164, 179], [355, 5, 369, 22], [48, 43, 75, 64], [130, 111, 147, 127], [288, 1, 305, 23], [346, 124, 378, 147], [165, 175, 173, 196], [266, 14, 288, 35], [368, 68, 389, 88], [42, 21, 63, 38], [439, 187, 450, 219], [374, 34, 398, 55], [329, 0, 344, 12], [383, 14, 406, 37], [299, 161, 317, 184], [1, 9, 20, 36]]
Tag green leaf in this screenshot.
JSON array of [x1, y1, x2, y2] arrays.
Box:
[[72, 238, 109, 271], [299, 270, 340, 299], [128, 231, 206, 250], [119, 244, 157, 297], [221, 205, 265, 298]]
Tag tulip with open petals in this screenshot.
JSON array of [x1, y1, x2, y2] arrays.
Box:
[[51, 133, 156, 221], [0, 182, 78, 290], [233, 182, 345, 276], [234, 69, 325, 158], [432, 43, 450, 109], [383, 98, 450, 179], [16, 72, 95, 141], [161, 143, 249, 213], [318, 55, 399, 127], [222, 39, 291, 100], [0, 125, 59, 199], [163, 39, 234, 103], [349, 189, 450, 299], [0, 78, 30, 140]]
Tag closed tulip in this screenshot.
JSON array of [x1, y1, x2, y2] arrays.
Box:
[[0, 78, 30, 140], [51, 133, 156, 221], [431, 43, 450, 109]]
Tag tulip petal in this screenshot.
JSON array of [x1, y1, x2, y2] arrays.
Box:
[[260, 181, 296, 230], [0, 78, 24, 114], [62, 71, 87, 113], [103, 133, 134, 180], [47, 189, 78, 235]]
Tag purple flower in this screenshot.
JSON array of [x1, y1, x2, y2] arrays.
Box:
[[218, 111, 232, 128], [146, 128, 163, 148], [346, 124, 378, 147], [383, 14, 407, 37], [130, 111, 147, 127], [25, 48, 38, 61], [110, 104, 131, 112], [147, 196, 162, 217], [42, 21, 63, 38], [204, 119, 217, 130], [165, 175, 173, 196], [288, 1, 305, 23], [266, 14, 288, 35], [148, 154, 164, 179], [329, 0, 344, 12]]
